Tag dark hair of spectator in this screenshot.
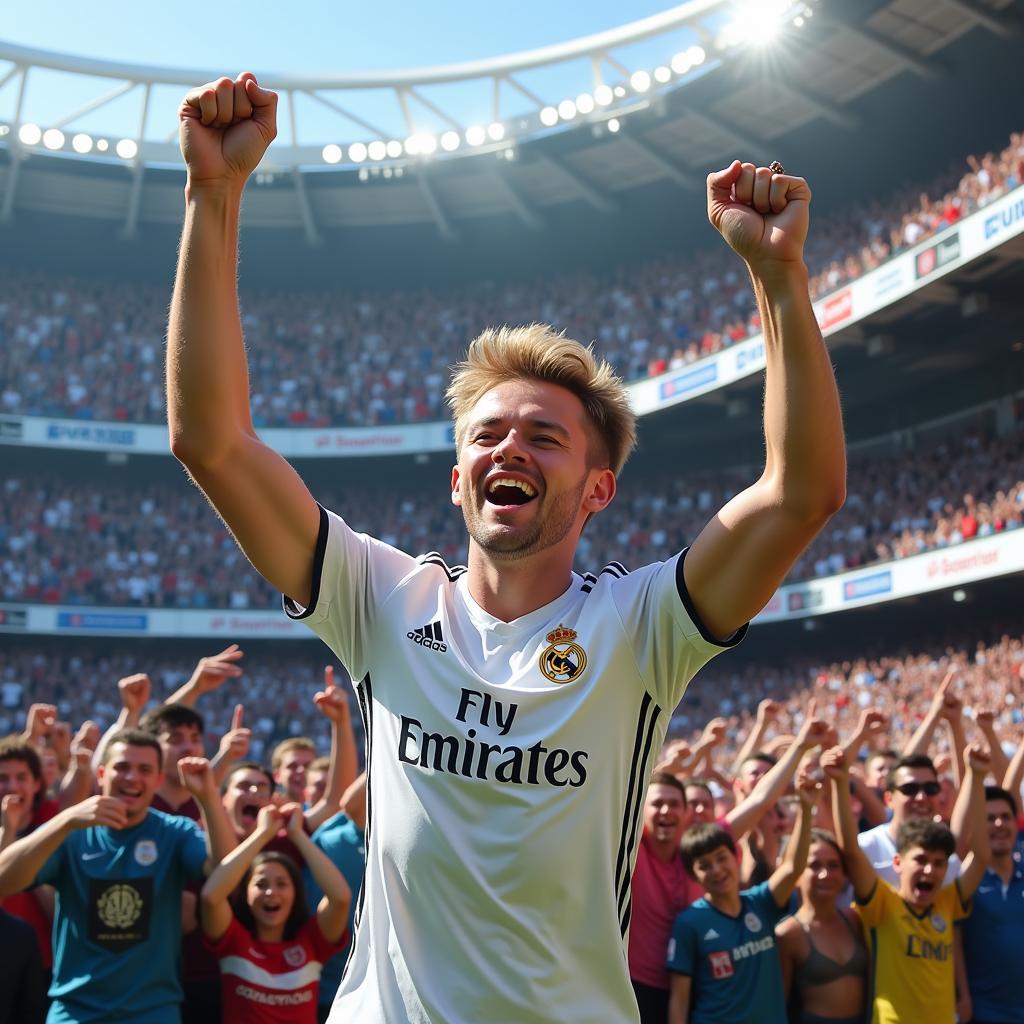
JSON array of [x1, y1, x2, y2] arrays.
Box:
[[742, 750, 778, 770], [985, 784, 1018, 819], [0, 737, 44, 809], [102, 729, 164, 766], [885, 753, 937, 792], [895, 819, 955, 858], [140, 704, 205, 737], [234, 851, 310, 942], [648, 772, 688, 802], [223, 761, 275, 794], [681, 777, 714, 799], [809, 828, 846, 870], [680, 823, 737, 876]]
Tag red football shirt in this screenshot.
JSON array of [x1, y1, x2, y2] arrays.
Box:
[[628, 830, 703, 989], [208, 916, 345, 1023]]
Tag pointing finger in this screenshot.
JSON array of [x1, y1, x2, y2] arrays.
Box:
[[232, 704, 244, 730]]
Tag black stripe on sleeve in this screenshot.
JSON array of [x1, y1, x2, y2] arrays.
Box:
[[674, 547, 748, 648], [283, 503, 329, 620]]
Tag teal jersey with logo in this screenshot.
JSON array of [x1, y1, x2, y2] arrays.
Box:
[[667, 881, 788, 1024], [305, 810, 365, 1007], [34, 809, 207, 1024]]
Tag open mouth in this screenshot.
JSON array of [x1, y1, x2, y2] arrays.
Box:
[[238, 799, 263, 828], [484, 476, 539, 509]]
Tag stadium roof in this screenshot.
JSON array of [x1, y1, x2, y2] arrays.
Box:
[[0, 0, 1019, 241]]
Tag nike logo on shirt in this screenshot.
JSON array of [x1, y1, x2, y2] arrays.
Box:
[[81, 852, 105, 861]]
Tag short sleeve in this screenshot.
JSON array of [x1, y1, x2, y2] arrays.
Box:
[[204, 915, 249, 957], [283, 505, 419, 680], [305, 916, 347, 962], [173, 816, 209, 880], [853, 879, 895, 928], [948, 881, 971, 921], [746, 880, 791, 924], [610, 549, 746, 711], [666, 910, 698, 976]]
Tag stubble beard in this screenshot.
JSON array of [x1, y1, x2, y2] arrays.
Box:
[[462, 476, 587, 562]]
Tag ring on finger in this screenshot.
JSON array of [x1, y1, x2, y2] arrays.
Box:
[[769, 160, 785, 175]]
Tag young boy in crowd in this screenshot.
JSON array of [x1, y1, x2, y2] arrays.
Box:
[[665, 770, 816, 1023], [823, 743, 990, 1023]]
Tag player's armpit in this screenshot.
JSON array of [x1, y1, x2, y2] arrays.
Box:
[[184, 431, 321, 607]]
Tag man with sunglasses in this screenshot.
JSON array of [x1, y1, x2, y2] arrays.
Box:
[[857, 754, 962, 884]]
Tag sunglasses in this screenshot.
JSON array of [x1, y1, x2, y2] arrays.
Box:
[[893, 781, 941, 798]]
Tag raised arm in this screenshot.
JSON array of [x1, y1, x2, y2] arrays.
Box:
[[0, 796, 128, 897], [283, 806, 351, 943], [167, 73, 320, 605], [306, 668, 359, 832], [956, 744, 991, 899], [683, 161, 846, 640], [975, 710, 1010, 784], [821, 746, 877, 902], [730, 700, 779, 778], [768, 768, 815, 907], [178, 757, 238, 871], [92, 674, 151, 772], [726, 704, 831, 840], [166, 646, 244, 709], [210, 704, 251, 788], [904, 669, 957, 758], [200, 802, 279, 942], [1002, 726, 1024, 797]]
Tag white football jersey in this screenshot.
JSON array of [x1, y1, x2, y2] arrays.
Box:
[[286, 507, 743, 1024]]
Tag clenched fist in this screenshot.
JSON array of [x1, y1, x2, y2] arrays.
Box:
[[179, 73, 278, 187], [707, 160, 811, 269]]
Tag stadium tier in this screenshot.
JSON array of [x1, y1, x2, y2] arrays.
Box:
[[1, 129, 1020, 427]]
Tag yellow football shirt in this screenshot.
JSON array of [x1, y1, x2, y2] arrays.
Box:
[[854, 878, 969, 1024]]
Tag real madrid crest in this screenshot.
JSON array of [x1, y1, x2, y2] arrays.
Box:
[[539, 624, 587, 684]]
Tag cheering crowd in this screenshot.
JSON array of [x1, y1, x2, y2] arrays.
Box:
[[2, 631, 1023, 1022], [1, 131, 1021, 428], [3, 420, 1022, 609]]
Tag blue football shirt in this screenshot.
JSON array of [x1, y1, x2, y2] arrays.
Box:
[[305, 810, 366, 1008], [34, 809, 207, 1024], [958, 864, 1024, 1024], [666, 880, 788, 1024]]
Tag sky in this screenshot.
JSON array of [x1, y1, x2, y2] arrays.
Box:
[[0, 1, 722, 149]]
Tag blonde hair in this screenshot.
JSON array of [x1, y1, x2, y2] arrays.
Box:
[[271, 736, 316, 772], [446, 324, 636, 475]]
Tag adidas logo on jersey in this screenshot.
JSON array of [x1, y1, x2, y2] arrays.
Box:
[[407, 621, 447, 653], [704, 928, 720, 941]]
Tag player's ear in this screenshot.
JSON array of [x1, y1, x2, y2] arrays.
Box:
[[451, 465, 463, 507], [582, 468, 615, 515]]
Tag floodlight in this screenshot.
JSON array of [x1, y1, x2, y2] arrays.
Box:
[[383, 166, 393, 178], [794, 15, 804, 26], [367, 140, 387, 161], [465, 124, 486, 145], [43, 128, 65, 150], [630, 70, 651, 92], [487, 122, 505, 141], [96, 139, 109, 152], [358, 167, 369, 181], [116, 139, 138, 160], [72, 133, 94, 154], [608, 118, 621, 133], [724, 0, 789, 46], [386, 140, 403, 158], [614, 85, 626, 98], [348, 142, 367, 163], [557, 99, 577, 120], [687, 45, 706, 65], [594, 85, 614, 106], [654, 66, 671, 84], [576, 93, 595, 115], [671, 52, 691, 74], [440, 130, 461, 152], [405, 132, 437, 155], [539, 107, 559, 127], [18, 123, 42, 145]]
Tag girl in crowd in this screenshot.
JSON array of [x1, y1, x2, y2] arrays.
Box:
[[776, 830, 868, 1024], [201, 802, 351, 1024]]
